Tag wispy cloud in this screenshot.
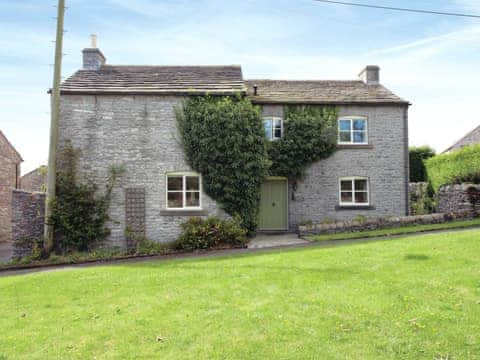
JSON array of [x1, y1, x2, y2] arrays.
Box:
[[367, 25, 480, 57]]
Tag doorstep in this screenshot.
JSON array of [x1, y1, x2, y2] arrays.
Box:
[[248, 233, 310, 249]]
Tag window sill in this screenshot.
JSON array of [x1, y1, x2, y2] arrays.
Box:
[[335, 205, 376, 211], [159, 209, 208, 216], [337, 144, 373, 150]]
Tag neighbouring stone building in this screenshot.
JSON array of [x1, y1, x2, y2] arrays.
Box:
[[20, 166, 47, 192], [443, 124, 480, 153], [0, 130, 22, 243], [57, 38, 409, 248]]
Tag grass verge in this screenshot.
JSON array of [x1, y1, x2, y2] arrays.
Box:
[[307, 218, 480, 242], [1, 229, 480, 359]]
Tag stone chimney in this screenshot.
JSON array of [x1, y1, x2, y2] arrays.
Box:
[[359, 65, 380, 85], [82, 34, 106, 70]]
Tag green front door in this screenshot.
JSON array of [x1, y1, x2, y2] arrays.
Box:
[[258, 178, 288, 230]]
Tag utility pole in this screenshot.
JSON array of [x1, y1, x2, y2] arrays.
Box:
[[44, 0, 65, 253]]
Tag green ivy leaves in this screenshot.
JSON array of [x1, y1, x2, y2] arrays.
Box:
[[176, 96, 269, 234], [268, 105, 338, 179]]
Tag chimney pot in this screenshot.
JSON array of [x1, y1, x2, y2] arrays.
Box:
[[359, 65, 380, 85], [90, 34, 98, 48], [253, 84, 258, 96]]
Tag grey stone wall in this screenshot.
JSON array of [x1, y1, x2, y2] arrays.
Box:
[[11, 189, 45, 258], [58, 95, 226, 247], [59, 94, 408, 247], [299, 210, 473, 236], [438, 184, 480, 213], [260, 104, 409, 229]]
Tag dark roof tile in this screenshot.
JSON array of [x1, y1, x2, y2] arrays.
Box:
[[245, 80, 408, 104], [61, 65, 245, 94]]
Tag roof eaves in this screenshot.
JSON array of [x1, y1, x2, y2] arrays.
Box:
[[248, 98, 410, 106]]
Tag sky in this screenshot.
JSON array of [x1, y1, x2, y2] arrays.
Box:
[[1, 0, 480, 173]]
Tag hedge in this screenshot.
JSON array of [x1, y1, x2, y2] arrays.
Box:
[[425, 144, 480, 192], [409, 146, 435, 182]]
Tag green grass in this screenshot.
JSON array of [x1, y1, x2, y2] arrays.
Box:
[[1, 230, 480, 359], [307, 218, 480, 242]]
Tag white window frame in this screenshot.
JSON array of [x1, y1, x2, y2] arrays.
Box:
[[165, 172, 202, 210], [339, 177, 370, 206], [263, 117, 283, 141], [338, 116, 368, 145]]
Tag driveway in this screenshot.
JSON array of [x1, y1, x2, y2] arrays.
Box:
[[0, 242, 12, 263]]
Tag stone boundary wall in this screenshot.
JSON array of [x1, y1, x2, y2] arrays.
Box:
[[299, 210, 474, 236], [438, 184, 480, 214], [11, 189, 45, 258], [409, 182, 428, 198]]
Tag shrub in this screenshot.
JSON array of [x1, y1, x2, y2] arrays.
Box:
[[176, 96, 269, 234], [125, 227, 172, 255], [49, 143, 125, 252], [268, 105, 337, 179], [409, 146, 436, 182], [425, 144, 480, 192], [174, 216, 248, 251], [409, 182, 435, 215]]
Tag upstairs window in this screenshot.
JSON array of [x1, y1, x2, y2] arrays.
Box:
[[166, 173, 201, 209], [263, 117, 283, 140], [339, 177, 369, 206], [338, 117, 368, 144]]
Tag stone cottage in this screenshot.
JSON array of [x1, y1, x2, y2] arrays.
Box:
[[58, 40, 409, 248], [0, 130, 22, 242]]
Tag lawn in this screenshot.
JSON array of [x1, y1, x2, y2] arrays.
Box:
[[308, 218, 480, 242], [1, 230, 480, 359]]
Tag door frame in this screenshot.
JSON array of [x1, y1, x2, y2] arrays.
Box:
[[258, 176, 289, 231]]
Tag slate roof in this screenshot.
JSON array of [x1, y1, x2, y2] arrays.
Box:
[[443, 124, 480, 153], [60, 64, 407, 104], [245, 80, 408, 104], [60, 65, 245, 94]]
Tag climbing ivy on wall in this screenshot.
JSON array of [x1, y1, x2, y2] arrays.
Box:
[[268, 105, 338, 179], [176, 97, 337, 233], [50, 142, 125, 252], [176, 96, 270, 234]]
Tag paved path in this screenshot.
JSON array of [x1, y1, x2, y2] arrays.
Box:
[[248, 233, 309, 249], [0, 242, 12, 264]]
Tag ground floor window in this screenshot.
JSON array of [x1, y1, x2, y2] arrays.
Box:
[[339, 177, 369, 205], [166, 173, 201, 209]]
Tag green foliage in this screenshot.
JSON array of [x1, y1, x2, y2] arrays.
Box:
[[176, 96, 269, 233], [409, 182, 436, 215], [268, 105, 337, 178], [174, 216, 247, 251], [409, 146, 436, 182], [425, 144, 480, 192], [49, 143, 125, 252], [125, 226, 172, 255]]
